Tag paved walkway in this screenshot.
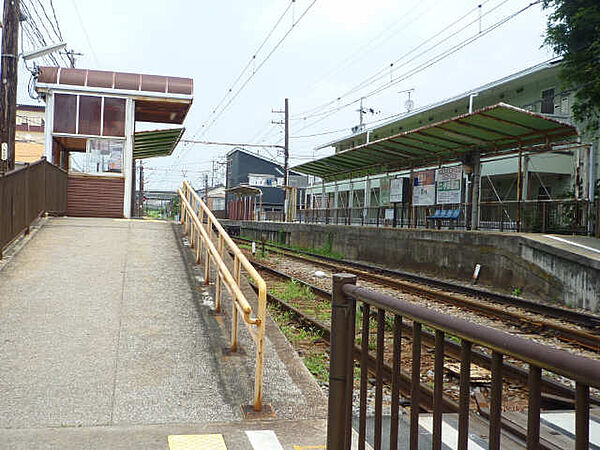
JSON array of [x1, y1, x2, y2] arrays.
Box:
[[0, 217, 326, 449]]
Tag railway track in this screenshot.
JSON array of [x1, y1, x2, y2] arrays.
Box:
[[256, 278, 594, 450], [233, 236, 600, 352], [250, 259, 600, 409]]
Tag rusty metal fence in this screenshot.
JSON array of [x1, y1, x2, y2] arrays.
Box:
[[0, 159, 67, 258], [295, 198, 599, 236], [178, 180, 267, 411], [327, 274, 600, 450]]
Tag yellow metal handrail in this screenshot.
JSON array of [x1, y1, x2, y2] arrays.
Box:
[[178, 180, 267, 411]]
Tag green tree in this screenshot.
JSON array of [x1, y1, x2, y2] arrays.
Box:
[[543, 0, 600, 131]]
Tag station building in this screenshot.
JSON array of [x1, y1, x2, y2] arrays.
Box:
[[34, 66, 193, 218], [299, 60, 597, 234]]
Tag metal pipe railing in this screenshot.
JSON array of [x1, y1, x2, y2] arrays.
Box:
[[327, 273, 600, 450], [178, 181, 267, 411]]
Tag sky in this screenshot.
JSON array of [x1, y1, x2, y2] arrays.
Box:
[[15, 0, 556, 191]]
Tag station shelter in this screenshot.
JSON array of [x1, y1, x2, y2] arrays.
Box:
[[35, 67, 193, 218], [227, 184, 263, 221], [294, 103, 584, 231]]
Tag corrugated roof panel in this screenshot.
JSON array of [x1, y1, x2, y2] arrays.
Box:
[[293, 103, 578, 182], [133, 128, 184, 159]]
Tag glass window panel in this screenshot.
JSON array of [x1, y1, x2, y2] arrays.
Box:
[[78, 95, 102, 135], [53, 94, 77, 133], [69, 138, 123, 175], [103, 97, 125, 137]]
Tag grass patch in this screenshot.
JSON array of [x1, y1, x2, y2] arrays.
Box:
[[304, 352, 329, 383], [276, 279, 316, 302]]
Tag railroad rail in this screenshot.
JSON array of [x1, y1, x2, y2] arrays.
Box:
[[233, 236, 600, 351], [328, 274, 600, 450], [249, 259, 600, 409]]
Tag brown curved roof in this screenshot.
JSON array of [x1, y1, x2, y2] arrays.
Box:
[[37, 67, 193, 96]]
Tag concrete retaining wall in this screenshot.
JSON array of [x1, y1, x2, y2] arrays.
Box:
[[223, 220, 600, 312]]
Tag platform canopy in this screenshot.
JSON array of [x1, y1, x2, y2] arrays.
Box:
[[226, 184, 263, 197], [293, 103, 579, 181], [133, 128, 184, 159]]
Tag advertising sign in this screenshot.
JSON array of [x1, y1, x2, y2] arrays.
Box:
[[390, 177, 406, 203], [412, 169, 436, 206], [380, 177, 390, 205], [436, 166, 462, 204]]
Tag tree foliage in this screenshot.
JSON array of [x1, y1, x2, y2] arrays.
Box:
[[543, 0, 600, 132]]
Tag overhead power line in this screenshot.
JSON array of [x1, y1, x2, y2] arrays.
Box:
[[294, 0, 505, 121], [181, 0, 318, 156], [290, 0, 541, 135]]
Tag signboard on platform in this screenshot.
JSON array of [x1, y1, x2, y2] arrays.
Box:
[[412, 170, 435, 206], [436, 166, 462, 204], [380, 177, 390, 205], [390, 177, 407, 203]]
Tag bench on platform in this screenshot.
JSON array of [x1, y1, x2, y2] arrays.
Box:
[[427, 208, 461, 229]]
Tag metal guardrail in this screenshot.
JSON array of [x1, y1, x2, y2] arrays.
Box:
[[327, 273, 600, 450], [294, 199, 598, 236], [178, 180, 267, 411], [0, 158, 67, 258]]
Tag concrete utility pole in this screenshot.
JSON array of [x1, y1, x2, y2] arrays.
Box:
[[272, 99, 290, 221], [0, 0, 20, 174], [204, 174, 208, 204], [284, 98, 289, 188], [138, 161, 144, 217]]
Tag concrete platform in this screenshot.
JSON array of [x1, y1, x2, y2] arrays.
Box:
[[0, 217, 327, 449]]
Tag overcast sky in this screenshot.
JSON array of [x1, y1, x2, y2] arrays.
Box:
[[17, 0, 555, 190]]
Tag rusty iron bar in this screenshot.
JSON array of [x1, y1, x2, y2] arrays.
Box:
[[489, 352, 503, 450], [331, 278, 600, 450], [389, 314, 402, 450], [458, 340, 472, 450], [527, 365, 542, 448], [433, 330, 445, 450], [342, 283, 600, 388], [358, 304, 370, 450], [576, 383, 590, 450], [250, 258, 600, 405], [327, 274, 357, 450], [409, 322, 422, 449], [374, 309, 385, 450]]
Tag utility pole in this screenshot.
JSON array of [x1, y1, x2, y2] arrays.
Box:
[[284, 98, 289, 188], [272, 98, 290, 221], [138, 161, 144, 217], [0, 0, 20, 174], [211, 159, 215, 187], [204, 174, 208, 205]]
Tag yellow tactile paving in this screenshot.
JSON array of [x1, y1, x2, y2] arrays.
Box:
[[168, 434, 227, 450]]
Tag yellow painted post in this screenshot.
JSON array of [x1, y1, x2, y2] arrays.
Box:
[[197, 208, 204, 263], [253, 281, 267, 411], [190, 221, 195, 248], [215, 234, 224, 312], [231, 257, 241, 352], [204, 242, 210, 285]]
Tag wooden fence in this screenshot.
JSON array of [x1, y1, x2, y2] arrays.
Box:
[[0, 159, 67, 257]]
